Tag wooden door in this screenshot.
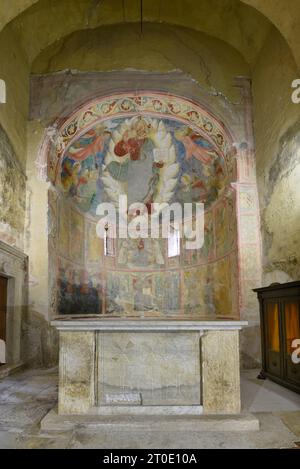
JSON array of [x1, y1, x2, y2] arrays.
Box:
[[0, 276, 8, 343]]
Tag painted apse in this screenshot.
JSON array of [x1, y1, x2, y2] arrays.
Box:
[[48, 93, 239, 319]]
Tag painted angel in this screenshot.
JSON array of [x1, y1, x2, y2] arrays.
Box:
[[68, 126, 111, 162], [175, 127, 216, 164]]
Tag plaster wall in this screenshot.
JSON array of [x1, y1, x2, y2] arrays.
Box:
[[0, 124, 26, 249], [10, 0, 271, 67], [0, 25, 30, 166], [3, 0, 300, 73], [252, 27, 300, 284], [0, 24, 32, 364], [23, 121, 58, 367], [0, 24, 29, 248], [31, 23, 249, 104]]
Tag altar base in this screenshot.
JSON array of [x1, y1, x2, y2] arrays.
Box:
[[52, 319, 248, 417]]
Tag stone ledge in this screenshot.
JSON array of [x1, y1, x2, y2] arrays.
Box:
[[88, 405, 203, 416], [51, 319, 248, 332], [41, 407, 260, 433]]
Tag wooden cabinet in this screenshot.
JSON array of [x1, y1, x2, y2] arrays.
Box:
[[254, 281, 300, 394]]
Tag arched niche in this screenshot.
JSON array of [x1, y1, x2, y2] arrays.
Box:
[[44, 92, 240, 320]]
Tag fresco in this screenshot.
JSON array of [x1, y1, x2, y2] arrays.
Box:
[[105, 271, 180, 316], [49, 93, 235, 182], [0, 124, 26, 248], [60, 116, 226, 214], [57, 258, 102, 315], [213, 254, 239, 317], [86, 220, 103, 265], [48, 93, 239, 318], [58, 201, 70, 257], [184, 266, 215, 317], [59, 116, 227, 215], [215, 199, 229, 257], [200, 209, 215, 261], [69, 209, 84, 262], [227, 195, 237, 250], [117, 238, 165, 269]]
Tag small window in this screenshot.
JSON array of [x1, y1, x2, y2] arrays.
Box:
[[168, 225, 180, 258], [104, 225, 115, 257]]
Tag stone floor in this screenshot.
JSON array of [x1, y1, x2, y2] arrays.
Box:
[[0, 367, 299, 449]]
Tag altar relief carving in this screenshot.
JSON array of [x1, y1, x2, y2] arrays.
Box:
[[97, 332, 201, 406]]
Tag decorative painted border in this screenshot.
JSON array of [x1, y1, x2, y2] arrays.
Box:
[[58, 92, 231, 151], [40, 92, 236, 184]]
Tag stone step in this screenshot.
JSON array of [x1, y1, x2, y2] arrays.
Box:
[[41, 407, 260, 433]]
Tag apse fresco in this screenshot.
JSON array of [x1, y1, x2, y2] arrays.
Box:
[[106, 271, 180, 316], [59, 116, 227, 214], [49, 93, 239, 318], [184, 266, 214, 316], [57, 258, 102, 316], [117, 238, 165, 269], [86, 220, 103, 264]]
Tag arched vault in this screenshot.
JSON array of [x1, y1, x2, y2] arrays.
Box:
[[1, 0, 299, 69]]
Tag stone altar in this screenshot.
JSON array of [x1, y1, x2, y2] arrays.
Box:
[[52, 319, 247, 416]]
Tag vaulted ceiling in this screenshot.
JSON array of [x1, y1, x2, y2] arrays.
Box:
[[0, 0, 299, 69]]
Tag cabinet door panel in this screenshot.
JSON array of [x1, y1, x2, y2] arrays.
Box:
[[283, 301, 300, 385], [264, 301, 282, 377]]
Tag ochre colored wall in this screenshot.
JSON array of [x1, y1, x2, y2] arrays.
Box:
[[32, 23, 249, 104], [0, 0, 38, 33], [23, 120, 58, 367], [252, 26, 300, 283], [0, 124, 26, 248], [0, 25, 29, 249], [11, 0, 271, 67], [242, 0, 300, 69], [0, 25, 30, 166], [3, 0, 300, 72]]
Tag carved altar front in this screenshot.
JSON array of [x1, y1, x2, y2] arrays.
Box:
[[52, 319, 247, 416]]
